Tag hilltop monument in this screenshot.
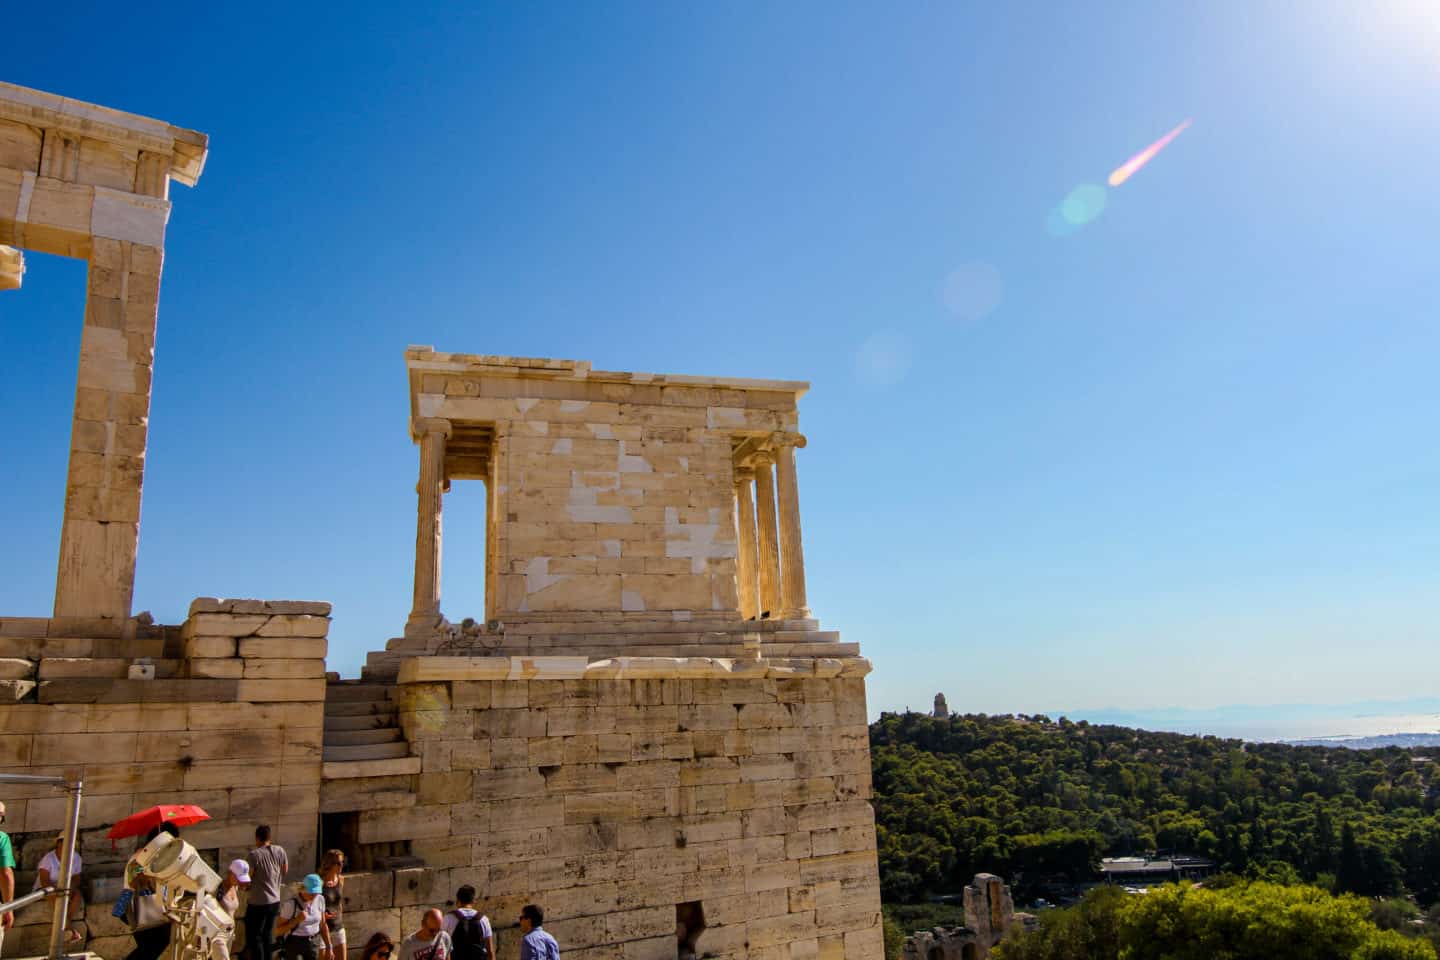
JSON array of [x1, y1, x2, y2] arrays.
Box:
[[0, 80, 883, 960]]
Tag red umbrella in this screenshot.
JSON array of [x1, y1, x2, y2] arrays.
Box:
[[107, 804, 212, 840]]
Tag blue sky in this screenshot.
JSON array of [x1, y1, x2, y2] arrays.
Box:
[[4, 2, 1440, 717]]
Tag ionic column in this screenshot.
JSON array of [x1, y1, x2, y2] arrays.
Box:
[[773, 432, 810, 620], [734, 467, 760, 620], [407, 417, 452, 636], [753, 452, 782, 619]]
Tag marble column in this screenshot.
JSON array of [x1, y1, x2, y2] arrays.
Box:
[[773, 432, 809, 619], [407, 417, 452, 636], [734, 467, 760, 619], [55, 243, 166, 622], [753, 452, 782, 619]]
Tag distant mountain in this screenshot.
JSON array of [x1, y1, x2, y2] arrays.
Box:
[[1285, 732, 1440, 750], [1055, 696, 1440, 743]]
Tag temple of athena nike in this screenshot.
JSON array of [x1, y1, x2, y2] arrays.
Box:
[[0, 80, 882, 960]]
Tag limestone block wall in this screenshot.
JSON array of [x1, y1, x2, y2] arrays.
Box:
[[382, 656, 884, 960], [0, 599, 328, 960], [407, 350, 806, 624]]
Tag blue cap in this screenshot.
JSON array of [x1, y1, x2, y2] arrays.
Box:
[[303, 874, 324, 894]]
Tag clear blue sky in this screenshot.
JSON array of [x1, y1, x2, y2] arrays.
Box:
[[5, 1, 1439, 716]]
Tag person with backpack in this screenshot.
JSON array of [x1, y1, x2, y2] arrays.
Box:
[[441, 886, 493, 960], [274, 874, 334, 960]]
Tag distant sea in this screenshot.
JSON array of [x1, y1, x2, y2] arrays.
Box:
[[1056, 696, 1440, 746]]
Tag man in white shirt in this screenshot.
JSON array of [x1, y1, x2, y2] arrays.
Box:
[[35, 834, 83, 942]]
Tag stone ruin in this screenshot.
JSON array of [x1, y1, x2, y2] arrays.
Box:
[[0, 80, 884, 960], [931, 694, 948, 719], [900, 875, 1034, 960]]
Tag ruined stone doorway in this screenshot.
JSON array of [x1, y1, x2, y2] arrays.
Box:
[[676, 901, 705, 960]]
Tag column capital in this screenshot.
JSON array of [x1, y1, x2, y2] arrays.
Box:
[[769, 431, 807, 450], [733, 466, 756, 483], [412, 417, 453, 441], [753, 449, 775, 467]]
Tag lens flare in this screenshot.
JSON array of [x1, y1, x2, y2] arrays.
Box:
[[942, 262, 1003, 323], [854, 331, 911, 388], [1108, 119, 1192, 187]]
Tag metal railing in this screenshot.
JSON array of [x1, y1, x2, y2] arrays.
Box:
[[0, 772, 83, 960]]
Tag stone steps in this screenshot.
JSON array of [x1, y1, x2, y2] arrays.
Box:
[[323, 679, 409, 765], [322, 741, 410, 762], [326, 682, 393, 701], [323, 727, 403, 746], [321, 756, 421, 780], [324, 700, 399, 717], [324, 712, 398, 731]]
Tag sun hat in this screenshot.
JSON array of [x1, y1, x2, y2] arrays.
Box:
[[228, 859, 251, 883], [303, 873, 324, 894]]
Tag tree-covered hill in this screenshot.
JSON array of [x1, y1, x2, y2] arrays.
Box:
[[871, 712, 1440, 903]]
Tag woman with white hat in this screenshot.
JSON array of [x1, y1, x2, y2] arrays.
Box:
[[212, 860, 251, 960], [219, 860, 250, 917]]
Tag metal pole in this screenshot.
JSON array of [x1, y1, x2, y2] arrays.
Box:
[[48, 776, 83, 960], [0, 774, 68, 787], [0, 887, 54, 915]]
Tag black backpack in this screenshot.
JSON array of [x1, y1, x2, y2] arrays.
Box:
[[450, 912, 489, 960]]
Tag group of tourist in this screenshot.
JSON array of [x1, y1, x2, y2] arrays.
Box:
[[0, 814, 560, 960], [238, 826, 558, 960]]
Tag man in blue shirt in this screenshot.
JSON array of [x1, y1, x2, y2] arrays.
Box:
[[518, 905, 559, 960]]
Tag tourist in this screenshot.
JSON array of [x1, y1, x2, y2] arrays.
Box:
[[320, 850, 347, 960], [275, 874, 334, 960], [245, 825, 289, 960], [218, 859, 250, 917], [398, 908, 452, 960], [518, 905, 558, 960], [360, 931, 395, 960], [123, 874, 170, 960], [36, 833, 84, 941], [213, 861, 251, 960], [441, 885, 493, 960], [0, 801, 14, 957], [123, 825, 181, 960]]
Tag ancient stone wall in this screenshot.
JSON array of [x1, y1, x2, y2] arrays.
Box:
[[355, 656, 886, 960], [0, 601, 329, 959]]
